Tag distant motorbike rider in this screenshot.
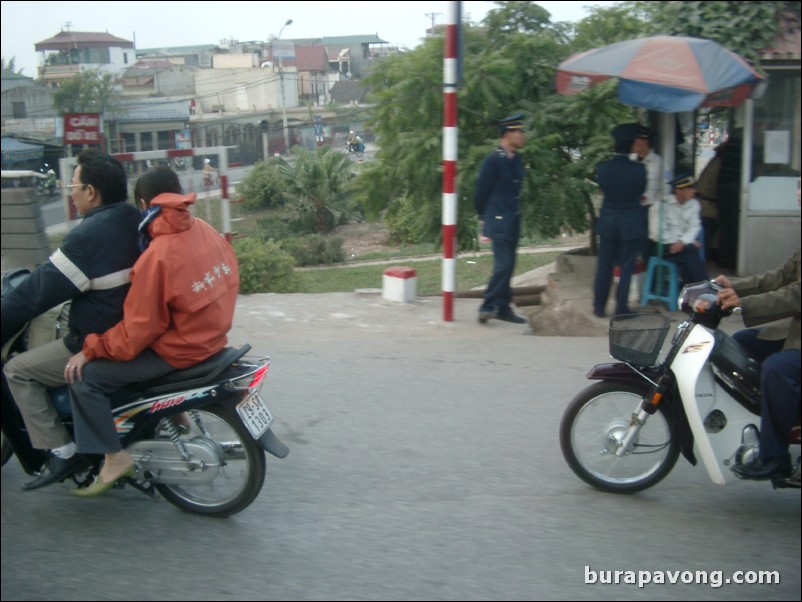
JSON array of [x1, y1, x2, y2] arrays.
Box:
[[347, 131, 363, 153], [202, 158, 217, 188]]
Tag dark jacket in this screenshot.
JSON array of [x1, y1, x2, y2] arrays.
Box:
[[474, 146, 525, 241], [1, 202, 142, 353], [595, 154, 647, 241]]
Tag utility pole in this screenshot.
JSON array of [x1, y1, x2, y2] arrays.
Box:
[[277, 19, 293, 153]]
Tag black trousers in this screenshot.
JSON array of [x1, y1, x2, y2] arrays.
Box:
[[70, 349, 175, 455]]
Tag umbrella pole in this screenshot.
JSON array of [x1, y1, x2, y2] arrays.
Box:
[[656, 112, 676, 298]]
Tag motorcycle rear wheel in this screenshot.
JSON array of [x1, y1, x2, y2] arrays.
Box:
[[155, 403, 266, 517], [560, 381, 680, 493]]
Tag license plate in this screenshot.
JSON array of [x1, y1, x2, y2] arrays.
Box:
[[236, 393, 273, 438]]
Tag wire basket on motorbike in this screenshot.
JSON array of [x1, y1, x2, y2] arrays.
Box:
[[608, 313, 671, 366]]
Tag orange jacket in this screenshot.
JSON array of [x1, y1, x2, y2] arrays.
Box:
[[83, 192, 239, 369]]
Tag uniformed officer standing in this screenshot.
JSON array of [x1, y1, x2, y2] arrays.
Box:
[[592, 124, 647, 317], [474, 113, 527, 324]]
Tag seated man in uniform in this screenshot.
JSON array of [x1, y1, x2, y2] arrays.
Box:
[[648, 172, 709, 285]]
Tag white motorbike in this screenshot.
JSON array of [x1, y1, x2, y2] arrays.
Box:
[[560, 281, 800, 493]]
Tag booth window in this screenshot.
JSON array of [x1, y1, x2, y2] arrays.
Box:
[[748, 70, 801, 211]]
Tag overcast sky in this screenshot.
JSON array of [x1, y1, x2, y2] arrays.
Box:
[[2, 1, 617, 78]]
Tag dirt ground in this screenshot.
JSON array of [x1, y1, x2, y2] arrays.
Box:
[[333, 222, 394, 258], [333, 221, 589, 260]]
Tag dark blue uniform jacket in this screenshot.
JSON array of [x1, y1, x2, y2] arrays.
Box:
[[474, 146, 524, 242], [595, 154, 647, 241]]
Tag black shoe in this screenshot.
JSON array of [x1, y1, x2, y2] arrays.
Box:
[[478, 309, 497, 324], [593, 309, 605, 318], [23, 453, 86, 491], [731, 455, 792, 481], [496, 311, 527, 324]]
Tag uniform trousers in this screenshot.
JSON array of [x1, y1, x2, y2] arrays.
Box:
[[481, 237, 518, 314], [594, 236, 639, 316]]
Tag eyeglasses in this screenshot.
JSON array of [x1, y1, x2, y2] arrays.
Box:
[[65, 183, 87, 190]]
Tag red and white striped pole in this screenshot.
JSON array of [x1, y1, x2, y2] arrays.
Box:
[[442, 1, 460, 322]]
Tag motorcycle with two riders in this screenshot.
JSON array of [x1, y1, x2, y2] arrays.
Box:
[[1, 269, 288, 517]]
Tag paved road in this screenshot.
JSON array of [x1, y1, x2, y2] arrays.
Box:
[[2, 295, 800, 601]]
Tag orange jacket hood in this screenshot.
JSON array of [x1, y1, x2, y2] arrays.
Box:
[[147, 192, 197, 238]]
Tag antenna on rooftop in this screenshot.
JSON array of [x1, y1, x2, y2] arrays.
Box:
[[63, 21, 73, 32], [424, 12, 443, 37]]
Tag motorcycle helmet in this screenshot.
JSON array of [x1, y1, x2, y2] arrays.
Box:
[[204, 158, 211, 164]]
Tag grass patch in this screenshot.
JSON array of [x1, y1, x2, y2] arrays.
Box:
[[298, 252, 561, 295]]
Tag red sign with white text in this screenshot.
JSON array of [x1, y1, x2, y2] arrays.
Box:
[[64, 113, 102, 144]]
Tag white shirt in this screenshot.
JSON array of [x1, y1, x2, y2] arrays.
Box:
[[640, 150, 664, 206], [649, 194, 702, 246]]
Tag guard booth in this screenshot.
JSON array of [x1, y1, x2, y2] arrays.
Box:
[[696, 36, 800, 275], [644, 75, 799, 276], [735, 67, 800, 275]]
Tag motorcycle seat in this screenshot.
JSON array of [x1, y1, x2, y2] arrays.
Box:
[[45, 345, 254, 418], [140, 344, 252, 395]]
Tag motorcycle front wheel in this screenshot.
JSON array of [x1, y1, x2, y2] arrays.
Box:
[[155, 403, 266, 517], [560, 381, 680, 493]]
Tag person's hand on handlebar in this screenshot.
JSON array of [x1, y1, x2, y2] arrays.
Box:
[[713, 274, 732, 288], [716, 286, 742, 311]]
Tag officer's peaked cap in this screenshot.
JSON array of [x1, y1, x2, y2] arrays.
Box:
[[668, 171, 696, 189], [498, 113, 525, 134], [611, 122, 646, 142]]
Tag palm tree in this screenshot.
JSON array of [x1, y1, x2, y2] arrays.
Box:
[[279, 146, 356, 234]]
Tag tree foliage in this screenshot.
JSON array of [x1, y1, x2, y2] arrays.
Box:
[[52, 69, 123, 115], [359, 2, 635, 249], [637, 0, 800, 69], [1, 56, 24, 75]]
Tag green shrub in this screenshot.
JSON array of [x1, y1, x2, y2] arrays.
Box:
[[256, 213, 294, 241], [237, 159, 286, 211], [280, 234, 345, 266], [383, 194, 438, 244], [233, 237, 300, 294]]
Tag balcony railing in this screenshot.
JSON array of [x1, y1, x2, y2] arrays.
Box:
[[38, 64, 82, 81]]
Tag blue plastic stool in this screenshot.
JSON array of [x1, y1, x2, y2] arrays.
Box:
[[640, 256, 679, 311]]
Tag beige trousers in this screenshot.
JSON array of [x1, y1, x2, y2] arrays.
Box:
[[4, 339, 72, 449]]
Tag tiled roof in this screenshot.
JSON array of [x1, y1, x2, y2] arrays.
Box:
[[35, 30, 134, 51]]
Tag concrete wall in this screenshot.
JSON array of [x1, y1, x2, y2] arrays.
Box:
[[742, 213, 801, 274], [1, 188, 50, 272], [195, 67, 296, 113]]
